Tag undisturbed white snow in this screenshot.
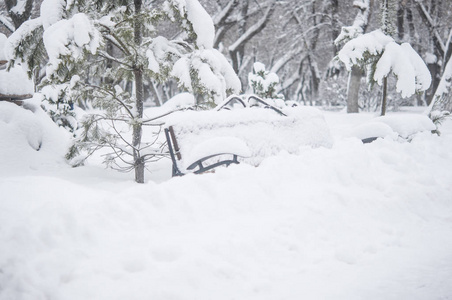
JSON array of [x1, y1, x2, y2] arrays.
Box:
[[1, 102, 452, 300]]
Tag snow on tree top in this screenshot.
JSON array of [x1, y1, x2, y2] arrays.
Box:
[[0, 65, 34, 95], [168, 0, 215, 49], [338, 29, 431, 99], [4, 18, 43, 62], [338, 29, 394, 70], [253, 62, 266, 73], [185, 0, 215, 49], [40, 0, 66, 30], [43, 13, 100, 78], [0, 33, 33, 95], [374, 42, 431, 98]]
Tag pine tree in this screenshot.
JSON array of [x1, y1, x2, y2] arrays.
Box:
[[6, 0, 240, 183], [248, 62, 282, 99]]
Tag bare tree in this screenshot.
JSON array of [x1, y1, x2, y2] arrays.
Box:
[[4, 0, 33, 30]]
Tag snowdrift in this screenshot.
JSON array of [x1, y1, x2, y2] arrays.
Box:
[[1, 105, 452, 300], [0, 100, 70, 176], [349, 114, 436, 140]]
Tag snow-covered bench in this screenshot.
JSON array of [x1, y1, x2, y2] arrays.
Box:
[[350, 114, 436, 143], [164, 95, 333, 176]]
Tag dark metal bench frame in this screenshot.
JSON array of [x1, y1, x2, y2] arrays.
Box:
[[164, 126, 241, 176]]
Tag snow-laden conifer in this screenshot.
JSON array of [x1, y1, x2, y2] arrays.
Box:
[[248, 62, 282, 99], [6, 0, 240, 183]]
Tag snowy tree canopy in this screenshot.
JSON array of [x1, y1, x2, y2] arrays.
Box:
[[338, 29, 431, 99], [374, 42, 431, 98], [6, 0, 240, 104]]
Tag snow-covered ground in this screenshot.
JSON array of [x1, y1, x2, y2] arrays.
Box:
[[1, 102, 452, 300]]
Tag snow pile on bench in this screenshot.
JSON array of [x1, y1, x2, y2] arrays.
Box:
[[350, 114, 436, 140], [376, 114, 436, 138], [165, 106, 332, 169]]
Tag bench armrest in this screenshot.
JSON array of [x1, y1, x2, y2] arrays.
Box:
[[186, 153, 240, 173]]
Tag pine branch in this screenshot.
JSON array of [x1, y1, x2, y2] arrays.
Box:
[[97, 51, 134, 68], [85, 84, 135, 118]]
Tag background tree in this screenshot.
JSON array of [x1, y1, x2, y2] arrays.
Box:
[[4, 0, 33, 29], [334, 0, 374, 113], [2, 0, 451, 113]]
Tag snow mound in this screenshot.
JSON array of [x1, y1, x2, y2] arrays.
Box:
[[0, 64, 34, 95], [375, 114, 436, 138], [184, 136, 252, 169], [0, 100, 70, 176], [162, 92, 195, 110], [349, 114, 436, 140], [350, 122, 397, 140]]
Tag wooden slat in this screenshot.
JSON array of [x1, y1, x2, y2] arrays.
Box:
[[169, 126, 182, 160]]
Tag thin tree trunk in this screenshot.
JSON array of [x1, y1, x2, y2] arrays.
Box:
[[397, 0, 405, 41], [347, 66, 361, 113], [133, 0, 145, 183], [381, 76, 388, 116], [338, 0, 373, 113], [331, 0, 340, 55]]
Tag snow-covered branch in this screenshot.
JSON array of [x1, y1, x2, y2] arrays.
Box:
[[0, 14, 15, 33], [228, 0, 277, 53], [413, 0, 446, 56]]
